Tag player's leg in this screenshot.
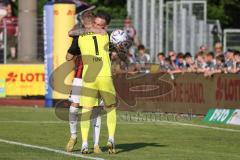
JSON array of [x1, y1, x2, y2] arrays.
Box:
[[80, 107, 92, 154], [92, 104, 103, 153], [80, 81, 98, 154], [66, 78, 82, 152], [98, 77, 117, 154], [66, 103, 79, 152]]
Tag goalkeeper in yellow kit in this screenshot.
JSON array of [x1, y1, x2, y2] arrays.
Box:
[[68, 11, 117, 154]]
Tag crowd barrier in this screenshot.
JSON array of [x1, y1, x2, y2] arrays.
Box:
[[0, 64, 239, 115], [114, 73, 240, 115]]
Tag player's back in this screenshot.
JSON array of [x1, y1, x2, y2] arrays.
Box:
[[78, 32, 112, 78]]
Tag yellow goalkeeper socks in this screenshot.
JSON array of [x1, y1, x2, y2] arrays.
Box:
[[106, 107, 117, 140], [80, 108, 91, 143]]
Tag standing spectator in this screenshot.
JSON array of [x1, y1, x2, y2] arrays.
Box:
[[157, 52, 165, 69], [123, 17, 138, 45], [204, 52, 216, 71], [215, 55, 225, 72], [136, 44, 150, 63], [233, 50, 240, 73], [0, 2, 6, 20], [185, 52, 195, 72], [195, 52, 206, 73], [136, 44, 150, 72], [167, 51, 178, 69], [214, 42, 223, 57], [224, 49, 235, 72], [199, 45, 207, 53], [176, 52, 186, 70], [162, 57, 174, 72], [0, 3, 17, 59], [204, 52, 216, 76]]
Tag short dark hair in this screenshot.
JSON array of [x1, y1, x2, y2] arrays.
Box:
[[138, 44, 145, 51], [207, 52, 215, 58], [216, 55, 225, 63], [177, 52, 184, 59], [157, 52, 165, 57], [234, 50, 240, 56], [95, 11, 111, 25], [184, 52, 192, 58]]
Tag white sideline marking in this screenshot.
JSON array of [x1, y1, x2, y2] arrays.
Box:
[[0, 138, 104, 160], [1, 120, 240, 133], [0, 120, 65, 124], [162, 121, 240, 133]]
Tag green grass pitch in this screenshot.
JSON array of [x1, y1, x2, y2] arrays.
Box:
[[0, 106, 240, 160]]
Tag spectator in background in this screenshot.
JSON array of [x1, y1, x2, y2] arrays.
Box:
[[176, 52, 186, 70], [199, 45, 207, 53], [215, 55, 225, 72], [214, 42, 223, 57], [136, 44, 150, 72], [157, 52, 165, 69], [185, 52, 195, 72], [204, 52, 216, 76], [0, 2, 17, 59], [0, 1, 6, 20], [167, 51, 178, 69], [232, 50, 240, 73], [195, 52, 206, 73], [224, 49, 235, 72], [123, 17, 139, 46], [162, 57, 174, 72], [204, 52, 215, 71], [136, 44, 150, 63]]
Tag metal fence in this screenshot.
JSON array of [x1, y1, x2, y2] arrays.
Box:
[[0, 17, 45, 64], [223, 29, 240, 52], [0, 17, 124, 64], [127, 0, 164, 62], [127, 0, 222, 62]]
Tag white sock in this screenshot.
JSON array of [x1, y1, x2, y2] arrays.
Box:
[[108, 137, 114, 143], [92, 107, 101, 147], [82, 141, 88, 148], [69, 106, 79, 139]]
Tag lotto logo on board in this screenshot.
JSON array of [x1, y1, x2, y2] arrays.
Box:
[[6, 72, 45, 83]]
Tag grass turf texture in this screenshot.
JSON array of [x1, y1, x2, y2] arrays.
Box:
[[0, 106, 240, 160]]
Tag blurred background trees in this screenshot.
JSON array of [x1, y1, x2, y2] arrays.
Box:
[[12, 0, 240, 29]]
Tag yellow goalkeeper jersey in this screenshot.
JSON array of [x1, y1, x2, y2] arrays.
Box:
[[78, 32, 112, 78]]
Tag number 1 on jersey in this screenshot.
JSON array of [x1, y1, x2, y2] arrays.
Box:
[[92, 36, 99, 55]]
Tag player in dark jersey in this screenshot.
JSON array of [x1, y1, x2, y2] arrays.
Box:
[[65, 11, 104, 154]]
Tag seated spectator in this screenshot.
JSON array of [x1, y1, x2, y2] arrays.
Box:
[[185, 52, 195, 72]]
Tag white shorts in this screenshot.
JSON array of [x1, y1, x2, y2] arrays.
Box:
[[69, 78, 83, 104], [68, 78, 105, 106]]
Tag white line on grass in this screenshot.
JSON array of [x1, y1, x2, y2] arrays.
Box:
[[0, 120, 65, 124], [1, 120, 240, 133], [0, 138, 104, 160], [162, 121, 240, 133]]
